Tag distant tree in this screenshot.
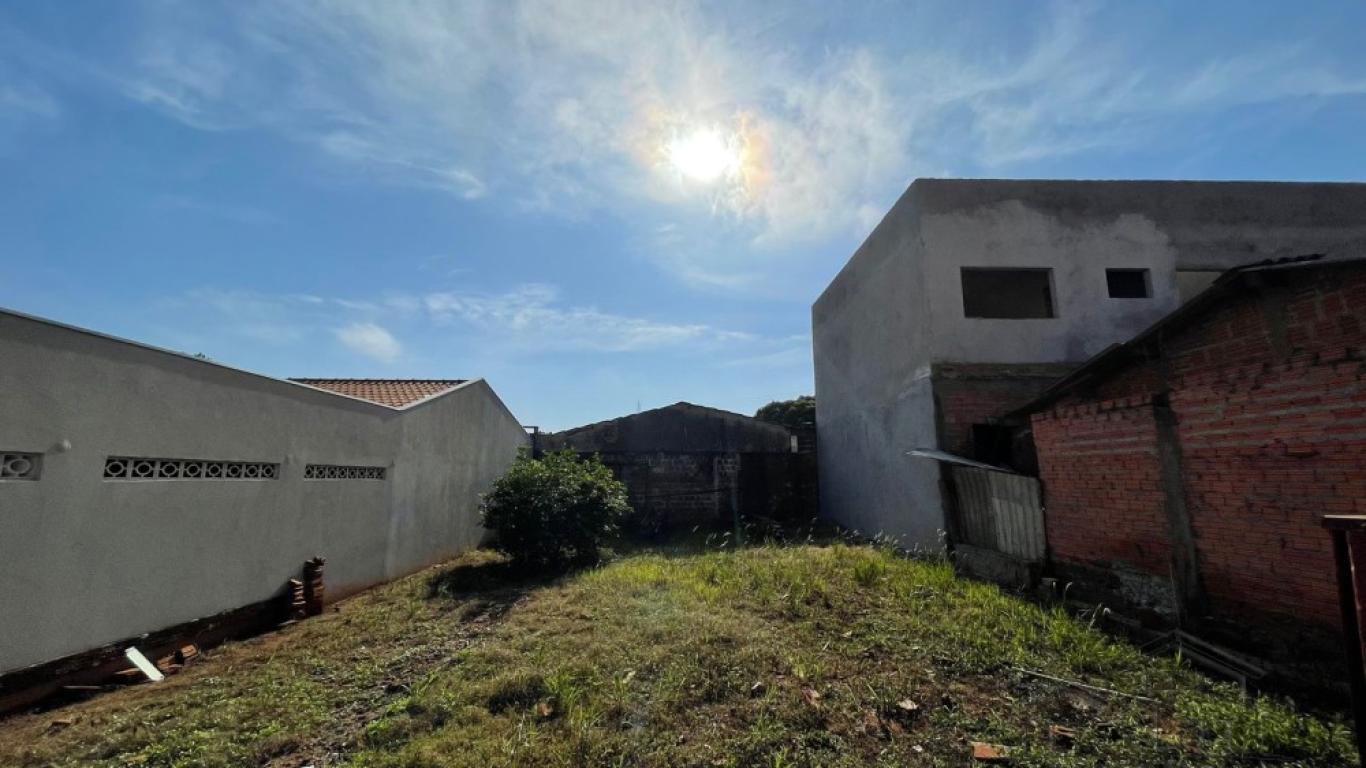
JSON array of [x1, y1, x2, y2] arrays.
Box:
[[754, 395, 815, 430]]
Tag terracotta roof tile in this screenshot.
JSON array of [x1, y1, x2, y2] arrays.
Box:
[[289, 378, 466, 408]]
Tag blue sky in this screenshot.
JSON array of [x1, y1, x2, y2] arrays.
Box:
[[2, 1, 1365, 430]]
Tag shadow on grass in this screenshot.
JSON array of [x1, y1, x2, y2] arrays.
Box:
[[425, 556, 568, 600]]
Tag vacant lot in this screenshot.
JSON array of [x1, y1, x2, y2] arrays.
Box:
[[0, 543, 1354, 767]]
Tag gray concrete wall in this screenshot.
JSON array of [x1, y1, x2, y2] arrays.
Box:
[[813, 184, 945, 548], [0, 310, 526, 673], [813, 178, 1366, 549], [920, 200, 1181, 363], [913, 179, 1366, 270], [914, 179, 1366, 364]]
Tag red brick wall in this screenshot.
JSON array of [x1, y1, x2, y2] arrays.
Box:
[[1033, 398, 1171, 576], [933, 364, 1076, 455], [1167, 269, 1366, 626], [1031, 266, 1366, 632]]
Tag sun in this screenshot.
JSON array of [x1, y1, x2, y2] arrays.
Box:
[[666, 127, 740, 184]]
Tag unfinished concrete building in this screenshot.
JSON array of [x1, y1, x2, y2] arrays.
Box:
[[813, 179, 1366, 548]]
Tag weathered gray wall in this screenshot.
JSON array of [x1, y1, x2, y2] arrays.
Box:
[[813, 178, 1366, 550], [0, 311, 526, 673], [914, 179, 1366, 270], [915, 179, 1366, 364], [920, 201, 1181, 363], [813, 184, 945, 548]]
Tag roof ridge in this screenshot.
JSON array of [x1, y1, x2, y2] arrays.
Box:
[[289, 377, 466, 382], [548, 401, 788, 437]]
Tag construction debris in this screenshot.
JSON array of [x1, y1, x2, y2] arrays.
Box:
[[1139, 629, 1267, 688], [1013, 666, 1157, 703], [1049, 724, 1078, 746], [0, 593, 286, 716], [971, 741, 1011, 762], [288, 578, 307, 620], [174, 644, 199, 665], [304, 557, 327, 617], [122, 647, 164, 683]]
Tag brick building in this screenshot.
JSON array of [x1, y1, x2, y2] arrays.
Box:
[[814, 178, 1366, 550], [1015, 255, 1366, 650], [540, 403, 814, 534]]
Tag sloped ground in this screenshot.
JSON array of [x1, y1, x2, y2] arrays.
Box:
[[0, 544, 1354, 767]]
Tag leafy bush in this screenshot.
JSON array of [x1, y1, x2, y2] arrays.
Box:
[[481, 449, 631, 568]]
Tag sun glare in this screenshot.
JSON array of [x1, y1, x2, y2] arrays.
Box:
[[666, 127, 740, 184]]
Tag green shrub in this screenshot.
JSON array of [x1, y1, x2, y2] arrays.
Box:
[[481, 449, 630, 568]]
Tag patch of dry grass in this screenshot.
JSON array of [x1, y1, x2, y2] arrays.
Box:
[[0, 544, 1354, 767]]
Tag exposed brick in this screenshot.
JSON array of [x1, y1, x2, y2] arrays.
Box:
[[931, 363, 1077, 456], [1032, 265, 1366, 635]]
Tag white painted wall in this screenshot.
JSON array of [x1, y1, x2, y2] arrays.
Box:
[[0, 310, 527, 673]]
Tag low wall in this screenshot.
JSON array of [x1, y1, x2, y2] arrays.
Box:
[[0, 311, 526, 673], [578, 451, 817, 534]]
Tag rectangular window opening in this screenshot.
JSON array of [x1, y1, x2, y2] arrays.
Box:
[[1106, 268, 1151, 299], [961, 268, 1055, 319]]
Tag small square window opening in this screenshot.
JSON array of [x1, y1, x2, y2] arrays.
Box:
[[1106, 268, 1151, 299]]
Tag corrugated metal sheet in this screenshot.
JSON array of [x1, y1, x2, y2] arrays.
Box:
[[949, 465, 1045, 561]]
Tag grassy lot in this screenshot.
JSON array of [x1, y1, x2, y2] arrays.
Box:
[[0, 543, 1355, 767]]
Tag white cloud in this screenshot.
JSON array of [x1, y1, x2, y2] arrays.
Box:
[[105, 1, 926, 247], [423, 284, 753, 352], [720, 335, 812, 369], [176, 283, 768, 360], [179, 289, 313, 345], [319, 131, 487, 199], [335, 322, 402, 362], [101, 2, 1366, 286], [0, 71, 61, 150], [0, 82, 59, 120]]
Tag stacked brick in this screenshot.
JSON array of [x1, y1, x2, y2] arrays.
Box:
[[1031, 265, 1366, 635]]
